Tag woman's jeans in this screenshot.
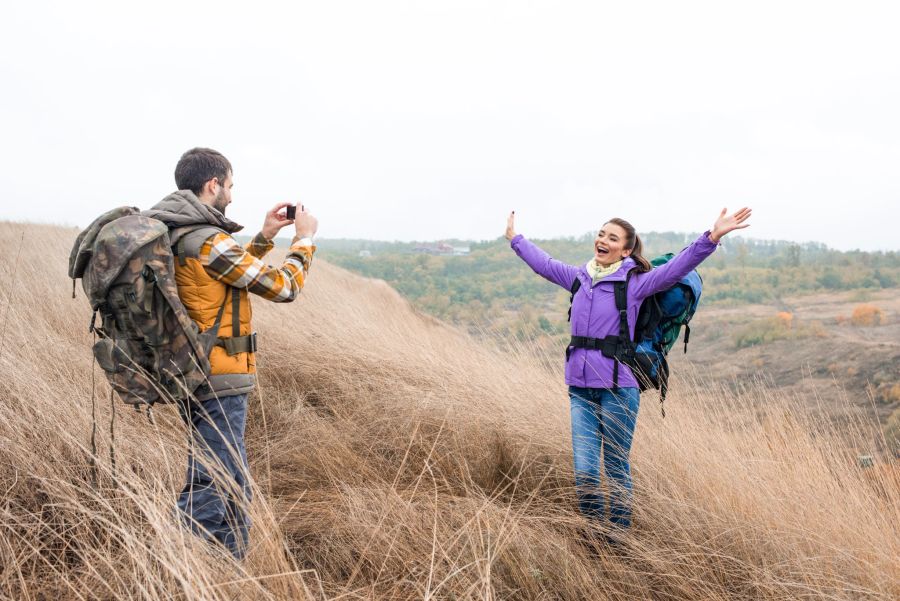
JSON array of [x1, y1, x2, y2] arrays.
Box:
[[177, 393, 252, 559], [568, 386, 640, 528]]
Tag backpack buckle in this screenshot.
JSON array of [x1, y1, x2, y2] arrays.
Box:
[[219, 332, 258, 355]]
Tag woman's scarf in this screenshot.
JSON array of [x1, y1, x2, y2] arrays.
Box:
[[586, 258, 623, 284]]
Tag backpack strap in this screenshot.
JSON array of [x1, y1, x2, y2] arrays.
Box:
[[231, 285, 240, 339], [567, 277, 581, 322], [613, 274, 631, 338], [610, 274, 632, 390], [217, 287, 258, 355], [175, 236, 188, 266], [170, 224, 222, 266], [212, 289, 229, 336], [680, 286, 696, 353]]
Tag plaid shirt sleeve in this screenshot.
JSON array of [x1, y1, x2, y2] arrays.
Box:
[[198, 232, 315, 302], [244, 232, 275, 259]]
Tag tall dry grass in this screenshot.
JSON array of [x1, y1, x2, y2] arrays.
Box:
[[0, 221, 897, 600]]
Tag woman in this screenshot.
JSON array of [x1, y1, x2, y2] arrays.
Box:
[[505, 208, 751, 533]]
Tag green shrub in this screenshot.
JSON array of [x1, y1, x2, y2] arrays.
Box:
[[732, 314, 828, 349], [733, 317, 792, 348]]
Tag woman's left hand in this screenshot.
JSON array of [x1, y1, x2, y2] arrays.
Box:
[[709, 207, 752, 243], [505, 211, 517, 241]]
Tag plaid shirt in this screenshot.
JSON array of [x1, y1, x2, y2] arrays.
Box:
[[199, 232, 314, 302]]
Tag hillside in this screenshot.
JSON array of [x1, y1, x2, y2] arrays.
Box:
[[0, 221, 898, 600], [681, 288, 900, 424]]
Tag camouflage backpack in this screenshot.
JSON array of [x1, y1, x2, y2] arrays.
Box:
[[68, 207, 224, 407]]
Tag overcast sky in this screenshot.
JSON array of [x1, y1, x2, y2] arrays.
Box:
[[1, 1, 898, 250]]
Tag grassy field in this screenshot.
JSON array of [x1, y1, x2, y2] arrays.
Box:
[[0, 221, 898, 600]]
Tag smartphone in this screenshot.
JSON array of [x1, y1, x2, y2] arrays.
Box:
[[285, 205, 296, 220]]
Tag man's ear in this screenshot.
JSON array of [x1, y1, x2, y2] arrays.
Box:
[[201, 177, 219, 199]]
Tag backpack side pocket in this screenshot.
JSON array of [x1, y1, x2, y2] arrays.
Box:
[[92, 338, 121, 373]]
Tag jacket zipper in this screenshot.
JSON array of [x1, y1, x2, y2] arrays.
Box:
[[582, 273, 593, 385]]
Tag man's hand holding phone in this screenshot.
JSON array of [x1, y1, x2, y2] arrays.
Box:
[[262, 202, 296, 240]]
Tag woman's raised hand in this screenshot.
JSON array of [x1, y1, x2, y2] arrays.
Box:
[[505, 211, 517, 241], [709, 207, 752, 243]]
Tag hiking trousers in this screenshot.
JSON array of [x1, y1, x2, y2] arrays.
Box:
[[568, 386, 640, 529], [177, 393, 252, 559]]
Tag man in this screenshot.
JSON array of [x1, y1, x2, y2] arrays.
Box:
[[144, 147, 318, 559]]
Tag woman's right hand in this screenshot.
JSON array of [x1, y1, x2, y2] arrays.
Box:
[[505, 211, 517, 241]]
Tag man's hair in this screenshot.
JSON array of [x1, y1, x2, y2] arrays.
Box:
[[174, 148, 232, 195]]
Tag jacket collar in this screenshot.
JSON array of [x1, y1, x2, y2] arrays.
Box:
[[577, 256, 636, 287], [143, 190, 244, 234]]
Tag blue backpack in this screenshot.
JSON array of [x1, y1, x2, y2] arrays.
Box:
[[567, 253, 702, 416]]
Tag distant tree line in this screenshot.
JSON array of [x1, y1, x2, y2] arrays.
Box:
[[296, 232, 900, 331]]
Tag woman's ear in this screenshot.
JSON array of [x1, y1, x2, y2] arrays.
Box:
[[622, 248, 632, 258]]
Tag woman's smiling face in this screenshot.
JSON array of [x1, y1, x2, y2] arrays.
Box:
[[594, 222, 632, 266]]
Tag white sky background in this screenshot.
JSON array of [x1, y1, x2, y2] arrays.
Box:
[[1, 0, 898, 251]]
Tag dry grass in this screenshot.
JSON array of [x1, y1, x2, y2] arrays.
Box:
[[0, 221, 897, 600]]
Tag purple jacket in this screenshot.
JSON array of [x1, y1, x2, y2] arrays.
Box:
[[510, 233, 718, 389]]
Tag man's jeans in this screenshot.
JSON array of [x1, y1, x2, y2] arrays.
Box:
[[568, 386, 640, 528], [177, 393, 252, 559]]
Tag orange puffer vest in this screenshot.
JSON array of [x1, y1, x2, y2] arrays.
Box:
[[173, 235, 255, 376], [144, 191, 257, 400]]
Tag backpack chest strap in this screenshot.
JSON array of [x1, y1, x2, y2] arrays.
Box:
[[218, 332, 258, 354], [568, 335, 636, 360]]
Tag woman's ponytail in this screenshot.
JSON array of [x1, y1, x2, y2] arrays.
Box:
[[608, 217, 651, 273], [630, 233, 652, 272]]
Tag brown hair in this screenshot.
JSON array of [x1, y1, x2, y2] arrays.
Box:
[[174, 147, 232, 195], [606, 217, 651, 273]]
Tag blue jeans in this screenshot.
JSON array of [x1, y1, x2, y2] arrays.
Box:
[[568, 386, 640, 528], [177, 393, 252, 559]]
